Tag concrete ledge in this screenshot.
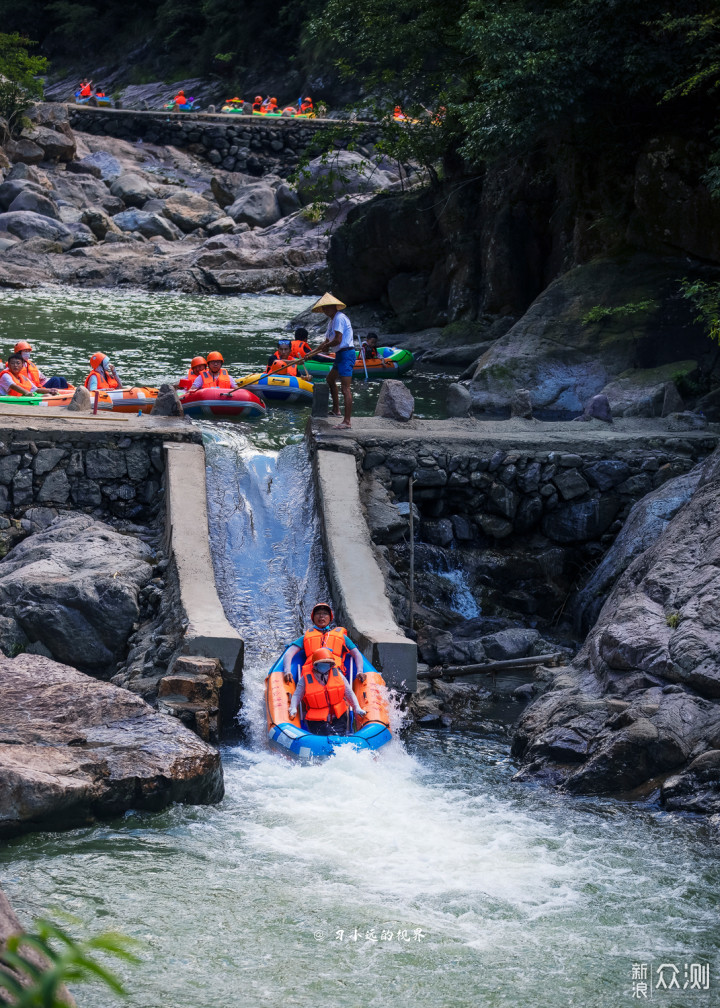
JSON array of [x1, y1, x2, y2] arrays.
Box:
[[164, 443, 243, 707], [313, 449, 416, 691]]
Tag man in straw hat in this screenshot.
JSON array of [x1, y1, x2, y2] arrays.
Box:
[[312, 292, 355, 429]]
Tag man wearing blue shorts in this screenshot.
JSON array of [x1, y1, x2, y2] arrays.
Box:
[[312, 291, 356, 429]]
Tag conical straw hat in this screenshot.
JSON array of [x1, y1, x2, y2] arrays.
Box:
[[311, 291, 346, 312]]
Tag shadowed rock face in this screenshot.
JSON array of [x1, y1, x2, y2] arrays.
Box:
[[512, 449, 720, 812], [0, 653, 223, 837]]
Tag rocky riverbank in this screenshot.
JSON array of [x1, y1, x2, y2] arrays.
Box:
[[0, 103, 403, 294]]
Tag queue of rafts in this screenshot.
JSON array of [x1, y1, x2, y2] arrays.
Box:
[[0, 333, 413, 421]]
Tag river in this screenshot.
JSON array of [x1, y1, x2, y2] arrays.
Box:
[[0, 288, 717, 1007]]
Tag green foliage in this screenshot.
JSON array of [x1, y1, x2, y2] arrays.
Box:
[[679, 277, 720, 344], [0, 917, 139, 1007], [582, 300, 658, 325], [0, 33, 46, 130], [666, 611, 680, 628], [300, 201, 326, 222]]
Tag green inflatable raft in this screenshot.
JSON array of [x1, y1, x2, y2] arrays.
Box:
[[302, 347, 413, 381]]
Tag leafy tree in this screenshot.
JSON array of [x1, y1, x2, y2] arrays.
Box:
[[0, 32, 46, 131]]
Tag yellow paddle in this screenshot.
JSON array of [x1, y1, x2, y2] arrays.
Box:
[[236, 345, 331, 386]]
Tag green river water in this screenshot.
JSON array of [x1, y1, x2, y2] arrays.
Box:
[[0, 288, 717, 1008]]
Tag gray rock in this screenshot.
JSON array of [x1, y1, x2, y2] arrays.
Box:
[[296, 151, 393, 203], [24, 125, 75, 162], [422, 519, 454, 547], [66, 386, 93, 411], [488, 481, 519, 519], [510, 388, 533, 419], [163, 191, 220, 233], [601, 364, 696, 418], [205, 215, 235, 236], [584, 460, 631, 491], [113, 208, 180, 240], [541, 495, 619, 543], [482, 628, 540, 660], [662, 751, 720, 814], [0, 211, 74, 248], [0, 614, 28, 656], [66, 160, 103, 179], [0, 179, 48, 212], [0, 456, 21, 485], [477, 513, 513, 538], [37, 469, 70, 504], [446, 382, 472, 417], [81, 208, 120, 240], [363, 478, 406, 544], [33, 448, 66, 475], [77, 151, 122, 180], [4, 138, 44, 164], [227, 186, 281, 228], [0, 514, 152, 675], [374, 380, 414, 421], [150, 383, 184, 418], [0, 652, 223, 837], [661, 382, 684, 416], [276, 183, 301, 216], [85, 448, 127, 479], [666, 411, 708, 431], [553, 468, 590, 501], [514, 494, 543, 532], [109, 172, 156, 208]]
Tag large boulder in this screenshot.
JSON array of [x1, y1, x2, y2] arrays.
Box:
[[0, 179, 49, 211], [0, 211, 74, 248], [7, 189, 61, 220], [375, 379, 414, 421], [4, 138, 44, 165], [297, 151, 394, 203], [0, 515, 153, 675], [0, 652, 223, 837], [468, 257, 711, 414], [227, 186, 281, 228], [113, 208, 180, 240], [109, 172, 156, 208], [599, 362, 695, 417], [24, 125, 76, 162], [512, 447, 720, 807], [163, 191, 220, 232]]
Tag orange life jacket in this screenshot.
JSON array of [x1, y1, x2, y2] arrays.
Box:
[[301, 627, 349, 676], [267, 359, 297, 377], [174, 93, 186, 105], [252, 101, 263, 113], [22, 360, 42, 385], [300, 101, 313, 114], [196, 367, 234, 389], [300, 667, 349, 721], [79, 84, 92, 97], [84, 368, 119, 391], [290, 340, 311, 358], [0, 368, 35, 396]]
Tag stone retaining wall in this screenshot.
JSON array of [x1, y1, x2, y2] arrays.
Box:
[[359, 440, 716, 549], [67, 107, 380, 178], [0, 424, 201, 552]]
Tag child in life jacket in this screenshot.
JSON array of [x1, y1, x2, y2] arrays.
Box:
[[288, 647, 366, 736]]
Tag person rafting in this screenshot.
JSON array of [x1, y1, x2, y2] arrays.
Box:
[[173, 89, 186, 107], [299, 96, 313, 115], [252, 95, 263, 113], [175, 355, 207, 390], [14, 341, 70, 388], [261, 96, 278, 114], [288, 648, 366, 736], [84, 353, 121, 391], [78, 80, 92, 98], [290, 328, 312, 358], [265, 339, 299, 376], [189, 351, 237, 390], [0, 354, 59, 397], [283, 603, 366, 686]]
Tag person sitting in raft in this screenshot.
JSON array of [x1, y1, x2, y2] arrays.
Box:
[[94, 86, 106, 98], [0, 354, 59, 397], [173, 89, 186, 107], [85, 353, 121, 391], [78, 80, 92, 98], [299, 96, 313, 115], [175, 355, 207, 391], [188, 351, 237, 390], [290, 327, 312, 358], [261, 97, 278, 114], [288, 647, 366, 736], [265, 340, 298, 376], [252, 95, 263, 113], [14, 341, 70, 389], [283, 602, 366, 686]]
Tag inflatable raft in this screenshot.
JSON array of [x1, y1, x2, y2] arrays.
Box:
[[238, 372, 314, 406], [180, 386, 266, 420], [0, 390, 111, 409], [265, 646, 392, 759], [104, 387, 158, 414], [303, 347, 414, 380]]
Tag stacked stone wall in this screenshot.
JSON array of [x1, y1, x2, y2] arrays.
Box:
[[67, 108, 380, 178]]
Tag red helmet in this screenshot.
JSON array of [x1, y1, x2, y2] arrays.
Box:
[[206, 351, 224, 362], [312, 647, 335, 666], [254, 95, 262, 102], [14, 341, 32, 352], [89, 352, 108, 370], [190, 355, 207, 368], [311, 602, 333, 623]]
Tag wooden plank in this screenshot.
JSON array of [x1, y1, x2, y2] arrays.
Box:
[[0, 407, 133, 422]]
